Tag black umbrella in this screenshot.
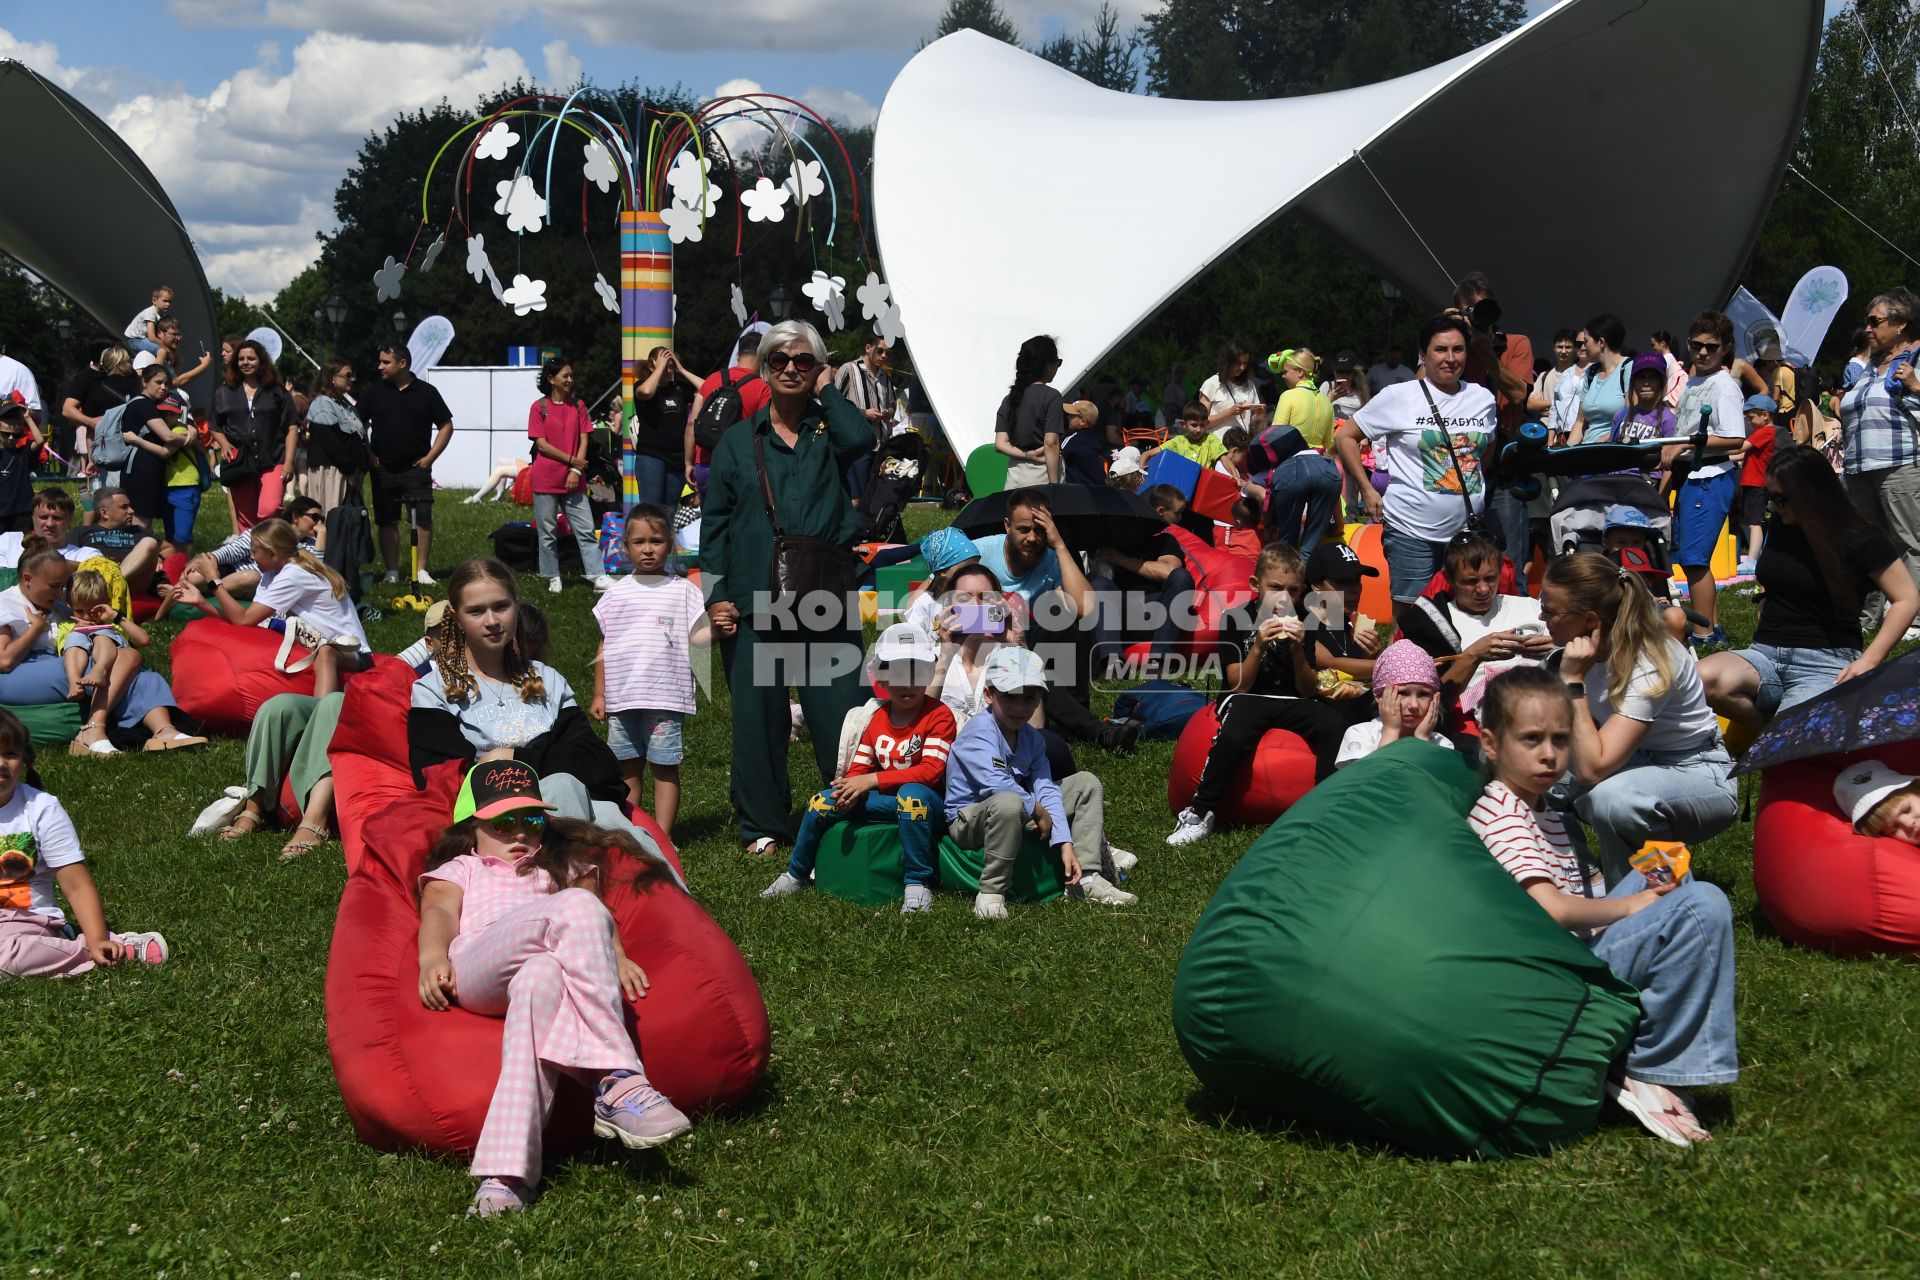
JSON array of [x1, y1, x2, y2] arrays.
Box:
[[951, 484, 1166, 554], [1735, 651, 1920, 775]]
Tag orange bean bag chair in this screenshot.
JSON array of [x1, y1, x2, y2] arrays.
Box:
[[325, 755, 769, 1155], [1167, 701, 1318, 828], [169, 618, 401, 739], [1754, 740, 1920, 956], [1342, 523, 1395, 623]]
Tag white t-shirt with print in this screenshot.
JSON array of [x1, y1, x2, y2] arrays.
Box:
[[1583, 641, 1722, 755], [256, 563, 369, 650], [1447, 592, 1545, 710], [0, 784, 86, 920], [0, 584, 62, 655], [1352, 378, 1498, 542], [1673, 369, 1747, 481]]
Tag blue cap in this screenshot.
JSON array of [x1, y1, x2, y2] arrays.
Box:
[[1603, 504, 1652, 531], [1743, 394, 1778, 415], [919, 526, 981, 575]]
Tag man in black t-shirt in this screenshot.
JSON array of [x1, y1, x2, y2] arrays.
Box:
[[75, 486, 163, 594], [355, 343, 452, 585]]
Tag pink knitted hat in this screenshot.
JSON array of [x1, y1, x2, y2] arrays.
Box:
[[1371, 639, 1440, 693]]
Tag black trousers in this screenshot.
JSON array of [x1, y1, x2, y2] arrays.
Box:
[[1191, 693, 1349, 816]]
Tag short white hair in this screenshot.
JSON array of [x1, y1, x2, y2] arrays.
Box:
[[758, 319, 828, 365]]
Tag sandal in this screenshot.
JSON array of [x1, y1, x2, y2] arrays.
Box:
[[278, 823, 332, 862], [69, 725, 118, 757], [1608, 1074, 1710, 1147], [220, 810, 264, 841], [744, 837, 781, 857], [143, 731, 209, 752]]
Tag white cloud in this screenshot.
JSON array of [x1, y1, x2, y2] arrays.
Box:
[[799, 85, 878, 129], [542, 39, 582, 91]]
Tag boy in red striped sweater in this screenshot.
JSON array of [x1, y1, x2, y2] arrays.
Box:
[[763, 624, 956, 912]]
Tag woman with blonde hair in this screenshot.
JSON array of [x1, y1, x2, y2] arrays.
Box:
[[1538, 551, 1737, 883], [1259, 347, 1344, 554]]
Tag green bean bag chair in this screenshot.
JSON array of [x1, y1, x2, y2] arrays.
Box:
[[1173, 741, 1640, 1158], [9, 700, 82, 748], [812, 823, 1064, 906]]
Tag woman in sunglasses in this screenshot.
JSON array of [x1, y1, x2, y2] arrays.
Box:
[[418, 758, 691, 1216], [1836, 287, 1920, 629], [1699, 445, 1918, 736], [1662, 310, 1750, 648], [702, 319, 872, 856]]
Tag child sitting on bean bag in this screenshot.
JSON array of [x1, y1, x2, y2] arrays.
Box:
[[1836, 760, 1920, 841], [1470, 667, 1738, 1148], [417, 759, 692, 1217], [762, 623, 957, 913], [1335, 639, 1454, 767]]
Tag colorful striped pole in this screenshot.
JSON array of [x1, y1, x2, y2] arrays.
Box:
[[621, 209, 674, 510]]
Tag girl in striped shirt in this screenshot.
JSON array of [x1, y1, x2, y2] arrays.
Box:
[[1469, 667, 1738, 1149]]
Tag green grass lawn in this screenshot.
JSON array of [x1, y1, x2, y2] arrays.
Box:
[[4, 494, 1919, 1278]]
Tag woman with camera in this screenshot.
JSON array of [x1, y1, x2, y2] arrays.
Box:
[[630, 345, 703, 513], [702, 320, 872, 856]]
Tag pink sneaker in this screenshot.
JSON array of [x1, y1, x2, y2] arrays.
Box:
[[120, 932, 169, 965], [593, 1071, 692, 1149], [468, 1176, 533, 1217]]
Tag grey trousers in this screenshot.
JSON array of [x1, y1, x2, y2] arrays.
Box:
[[1846, 464, 1920, 628], [539, 771, 685, 890], [948, 772, 1107, 896]]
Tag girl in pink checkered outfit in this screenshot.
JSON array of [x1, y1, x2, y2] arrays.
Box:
[[417, 758, 692, 1217]]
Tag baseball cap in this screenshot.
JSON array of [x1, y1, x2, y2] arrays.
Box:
[[1305, 541, 1379, 583], [983, 645, 1048, 693], [1629, 351, 1667, 380], [1062, 399, 1100, 425], [423, 600, 450, 633], [919, 526, 980, 575], [1334, 350, 1360, 371], [0, 400, 27, 423], [1833, 759, 1919, 831], [452, 758, 556, 823], [1743, 394, 1779, 415], [1603, 504, 1652, 531], [1109, 446, 1144, 478], [871, 621, 937, 668]]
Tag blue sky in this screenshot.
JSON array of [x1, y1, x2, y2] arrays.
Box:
[[0, 1, 1844, 298]]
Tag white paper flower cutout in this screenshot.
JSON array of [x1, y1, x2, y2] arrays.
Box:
[[475, 121, 520, 162], [493, 175, 549, 234], [783, 159, 825, 205], [372, 255, 406, 303], [464, 234, 493, 285], [488, 270, 504, 301], [667, 152, 714, 211], [501, 273, 548, 316], [593, 272, 618, 314], [803, 270, 846, 316], [876, 299, 905, 345], [420, 233, 446, 273], [856, 271, 893, 323], [729, 283, 749, 328], [583, 139, 617, 194], [740, 176, 790, 224], [660, 201, 704, 245], [823, 292, 847, 332]]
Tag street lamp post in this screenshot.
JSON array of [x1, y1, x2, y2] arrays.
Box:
[[1380, 279, 1402, 352], [767, 285, 794, 322], [392, 310, 409, 336], [324, 294, 347, 354]]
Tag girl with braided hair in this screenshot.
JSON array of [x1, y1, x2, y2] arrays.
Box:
[[410, 559, 674, 859]]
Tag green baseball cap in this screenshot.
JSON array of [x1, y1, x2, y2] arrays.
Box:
[[452, 759, 555, 823]]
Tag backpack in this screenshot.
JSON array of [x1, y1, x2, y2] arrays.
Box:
[[692, 369, 751, 452], [1111, 680, 1210, 740], [322, 492, 374, 600], [1244, 423, 1308, 483], [91, 396, 135, 469]]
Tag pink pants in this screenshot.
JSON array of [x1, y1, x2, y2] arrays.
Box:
[[451, 888, 644, 1183], [0, 910, 136, 978]]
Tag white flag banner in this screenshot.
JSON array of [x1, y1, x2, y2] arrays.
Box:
[[408, 315, 456, 376], [1778, 266, 1849, 366], [245, 326, 283, 363]]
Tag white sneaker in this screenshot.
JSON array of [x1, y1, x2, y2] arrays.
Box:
[[1106, 843, 1138, 874], [1166, 807, 1213, 846], [760, 872, 807, 899], [1075, 872, 1137, 906], [592, 574, 616, 592], [462, 492, 482, 504], [901, 884, 932, 913], [1905, 623, 1920, 644], [380, 570, 401, 585], [547, 577, 563, 594], [973, 891, 1008, 920], [414, 570, 436, 586]]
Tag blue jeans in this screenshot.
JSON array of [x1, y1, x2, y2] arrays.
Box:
[[845, 450, 875, 504], [1264, 453, 1342, 555], [1486, 485, 1532, 592], [1380, 525, 1449, 602], [1591, 871, 1740, 1087], [1571, 745, 1738, 886], [165, 485, 201, 545], [787, 783, 944, 888], [127, 338, 159, 357], [629, 453, 674, 511], [1729, 642, 1858, 715]]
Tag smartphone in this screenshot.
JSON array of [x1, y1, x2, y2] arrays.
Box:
[[952, 600, 1007, 636]]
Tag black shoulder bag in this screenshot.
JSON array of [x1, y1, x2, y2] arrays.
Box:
[[1416, 376, 1491, 542], [754, 431, 860, 604]]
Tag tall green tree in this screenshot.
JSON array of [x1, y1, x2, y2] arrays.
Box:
[[926, 0, 1021, 46], [1074, 3, 1144, 92]]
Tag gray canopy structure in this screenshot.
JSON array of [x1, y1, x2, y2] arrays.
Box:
[[872, 0, 1822, 457], [0, 58, 220, 408]]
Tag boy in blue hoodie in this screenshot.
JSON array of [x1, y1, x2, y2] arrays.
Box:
[[944, 646, 1134, 919]]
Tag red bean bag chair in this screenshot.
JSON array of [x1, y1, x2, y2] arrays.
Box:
[[326, 766, 771, 1153], [1167, 701, 1318, 828], [1754, 740, 1920, 956], [169, 618, 403, 739], [327, 657, 421, 876], [1123, 526, 1256, 665]]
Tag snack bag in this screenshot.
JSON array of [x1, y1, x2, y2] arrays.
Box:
[[1629, 840, 1691, 887]]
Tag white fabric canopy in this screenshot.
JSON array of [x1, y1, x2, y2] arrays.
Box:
[[873, 0, 1821, 459], [0, 60, 220, 409]]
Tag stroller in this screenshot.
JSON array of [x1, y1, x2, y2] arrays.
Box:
[[856, 430, 927, 544], [1548, 473, 1671, 562]]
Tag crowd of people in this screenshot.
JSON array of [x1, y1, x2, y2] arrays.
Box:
[[2, 272, 1917, 1207]]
